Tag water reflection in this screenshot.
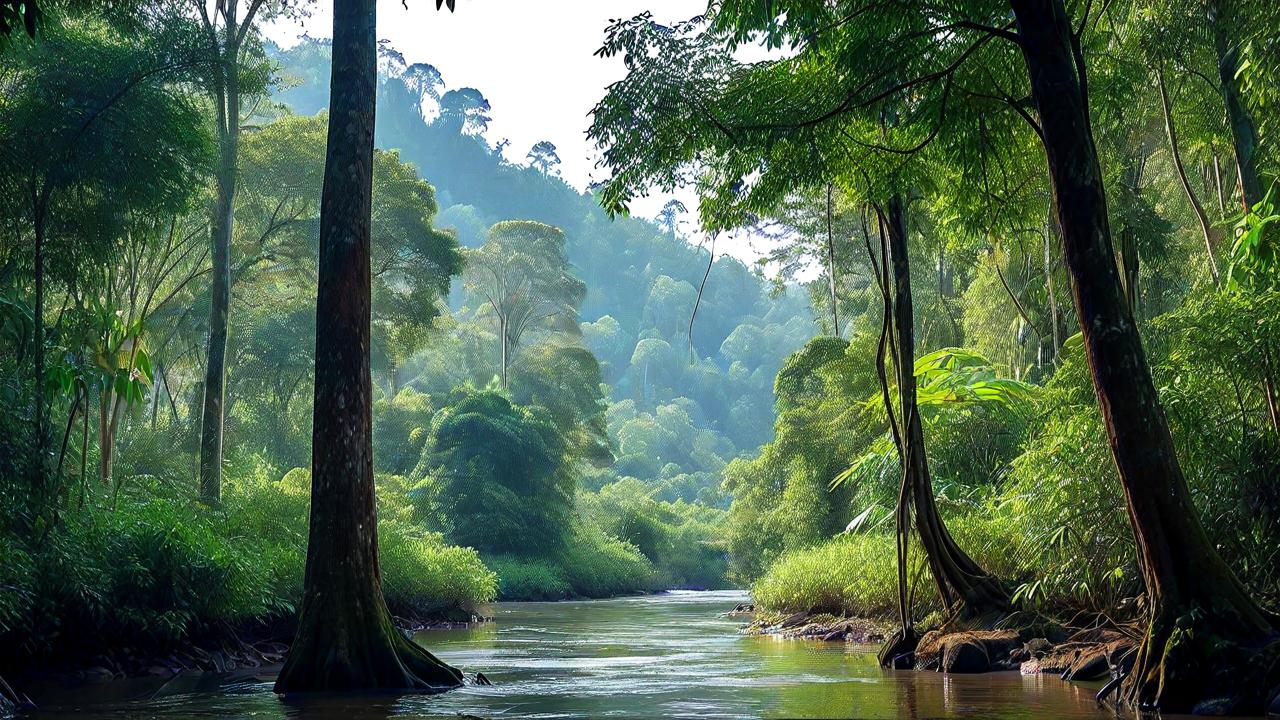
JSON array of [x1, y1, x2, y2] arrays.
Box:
[[20, 591, 1122, 719]]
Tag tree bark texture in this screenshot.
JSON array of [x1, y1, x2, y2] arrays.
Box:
[[273, 0, 463, 694]]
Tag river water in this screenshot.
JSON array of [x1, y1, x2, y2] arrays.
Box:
[[22, 590, 1116, 719]]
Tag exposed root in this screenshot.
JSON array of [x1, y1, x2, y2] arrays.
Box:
[[877, 626, 919, 669], [1120, 611, 1280, 715]]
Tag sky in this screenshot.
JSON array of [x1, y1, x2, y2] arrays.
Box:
[[264, 0, 781, 264]]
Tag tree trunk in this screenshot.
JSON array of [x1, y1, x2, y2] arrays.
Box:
[[825, 182, 840, 337], [198, 47, 240, 506], [1011, 0, 1279, 712], [1208, 0, 1263, 212], [273, 0, 463, 694], [1043, 210, 1062, 363], [883, 195, 1007, 622], [1156, 67, 1220, 286], [32, 201, 47, 491], [499, 315, 509, 388]]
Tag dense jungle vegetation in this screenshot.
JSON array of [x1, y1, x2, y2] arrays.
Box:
[[1, 0, 1279, 715]]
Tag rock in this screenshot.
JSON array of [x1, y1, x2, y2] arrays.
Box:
[[1025, 637, 1052, 658], [942, 640, 991, 674], [1267, 689, 1280, 717]]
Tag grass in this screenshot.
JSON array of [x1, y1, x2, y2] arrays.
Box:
[[751, 512, 1022, 618]]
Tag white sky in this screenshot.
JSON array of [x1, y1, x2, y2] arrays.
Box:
[[265, 3, 697, 230], [265, 0, 784, 265]]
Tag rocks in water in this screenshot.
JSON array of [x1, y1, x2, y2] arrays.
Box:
[[915, 630, 1022, 673], [745, 612, 889, 643], [723, 603, 756, 617]]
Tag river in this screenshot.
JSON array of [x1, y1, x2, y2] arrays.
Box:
[[21, 591, 1117, 719]]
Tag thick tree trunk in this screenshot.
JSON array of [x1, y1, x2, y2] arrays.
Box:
[[198, 52, 240, 506], [1011, 0, 1279, 712], [273, 0, 462, 694], [883, 196, 1007, 622], [1208, 0, 1263, 212]]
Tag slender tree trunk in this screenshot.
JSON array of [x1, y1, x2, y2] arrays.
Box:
[[274, 0, 463, 694], [1117, 156, 1142, 314], [1213, 153, 1227, 218], [198, 44, 240, 505], [1011, 1, 1279, 712], [1209, 0, 1263, 212], [499, 315, 508, 388], [32, 203, 46, 491], [1043, 210, 1062, 362], [882, 196, 1007, 622], [1157, 67, 1220, 286], [825, 183, 840, 337]]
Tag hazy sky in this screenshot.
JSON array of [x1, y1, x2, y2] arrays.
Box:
[[265, 0, 737, 250]]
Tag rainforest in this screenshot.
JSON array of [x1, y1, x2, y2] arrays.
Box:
[[1, 0, 1278, 718]]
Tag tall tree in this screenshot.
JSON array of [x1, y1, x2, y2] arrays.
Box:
[[462, 221, 585, 387], [1011, 0, 1278, 710], [875, 195, 1007, 665], [193, 0, 275, 504], [273, 0, 463, 693]]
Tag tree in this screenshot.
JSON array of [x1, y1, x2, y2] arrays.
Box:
[[1010, 0, 1277, 709], [438, 87, 491, 135], [874, 195, 1008, 662], [526, 140, 561, 175], [0, 15, 210, 496], [507, 342, 613, 468], [462, 221, 585, 387], [655, 199, 687, 236], [191, 0, 281, 505], [419, 390, 573, 556], [273, 0, 463, 694]]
